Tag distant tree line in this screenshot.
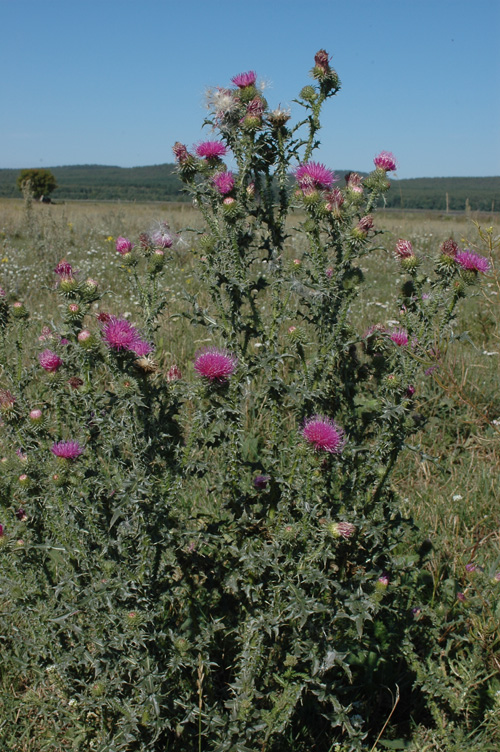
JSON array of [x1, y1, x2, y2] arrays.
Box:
[[0, 165, 498, 211]]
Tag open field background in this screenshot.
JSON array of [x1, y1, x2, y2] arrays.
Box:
[[1, 167, 499, 210], [1, 198, 500, 749]]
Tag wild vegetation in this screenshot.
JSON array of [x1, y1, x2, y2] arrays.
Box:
[[0, 52, 499, 751]]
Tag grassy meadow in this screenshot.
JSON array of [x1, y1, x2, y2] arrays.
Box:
[[1, 196, 500, 750]]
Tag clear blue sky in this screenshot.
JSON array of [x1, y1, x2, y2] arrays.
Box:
[[1, 0, 499, 178]]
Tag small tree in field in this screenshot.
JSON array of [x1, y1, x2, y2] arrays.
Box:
[[17, 168, 58, 200]]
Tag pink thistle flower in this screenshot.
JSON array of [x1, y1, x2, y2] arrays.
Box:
[[295, 162, 337, 192], [51, 440, 84, 460], [195, 141, 227, 159], [212, 171, 235, 195], [374, 151, 397, 172], [302, 415, 345, 454], [166, 364, 182, 381], [172, 141, 190, 163], [356, 214, 374, 234], [54, 260, 73, 276], [246, 97, 265, 117], [39, 349, 63, 372], [116, 236, 133, 255], [378, 574, 390, 587], [231, 70, 257, 88], [314, 49, 331, 73], [389, 328, 409, 347], [325, 188, 344, 213], [130, 339, 154, 357], [101, 316, 144, 353], [193, 347, 237, 382], [151, 231, 173, 249], [395, 239, 414, 259], [346, 172, 363, 194], [455, 250, 490, 274], [440, 238, 459, 258]]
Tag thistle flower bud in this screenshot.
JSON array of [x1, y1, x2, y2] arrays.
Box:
[[58, 275, 79, 293], [377, 574, 390, 588], [222, 197, 239, 218], [299, 85, 317, 103], [355, 214, 374, 237], [11, 301, 28, 319], [116, 236, 133, 255], [328, 521, 356, 539], [401, 255, 421, 272], [148, 249, 166, 272], [66, 302, 83, 322], [77, 329, 96, 349], [172, 142, 198, 176], [81, 278, 99, 298], [440, 238, 459, 258]]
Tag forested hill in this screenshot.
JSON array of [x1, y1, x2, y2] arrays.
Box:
[[0, 164, 498, 211]]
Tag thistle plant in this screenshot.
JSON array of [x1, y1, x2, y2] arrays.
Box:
[[0, 51, 495, 752]]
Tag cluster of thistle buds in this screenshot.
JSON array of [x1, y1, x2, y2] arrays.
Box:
[[53, 259, 99, 326], [437, 237, 490, 283], [394, 236, 490, 286], [115, 223, 175, 272], [172, 66, 287, 179]]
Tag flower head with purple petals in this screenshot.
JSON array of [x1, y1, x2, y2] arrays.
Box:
[[302, 416, 345, 454], [116, 237, 133, 255], [395, 239, 414, 259], [101, 316, 152, 355], [39, 349, 63, 372], [212, 171, 235, 195], [295, 162, 337, 192], [231, 70, 257, 89], [389, 328, 409, 347], [455, 250, 490, 274], [54, 260, 73, 277], [130, 339, 154, 357], [194, 347, 237, 382], [51, 440, 84, 460], [195, 141, 227, 159], [374, 151, 397, 172]]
